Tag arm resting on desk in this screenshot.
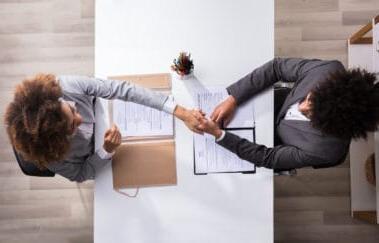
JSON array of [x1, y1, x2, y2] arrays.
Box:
[[217, 131, 328, 170]]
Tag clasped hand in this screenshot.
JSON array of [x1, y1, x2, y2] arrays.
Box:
[[103, 95, 237, 154], [179, 95, 237, 138]]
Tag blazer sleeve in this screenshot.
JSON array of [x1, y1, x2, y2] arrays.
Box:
[[47, 150, 110, 182], [58, 75, 169, 111], [227, 57, 325, 105], [217, 132, 328, 170]]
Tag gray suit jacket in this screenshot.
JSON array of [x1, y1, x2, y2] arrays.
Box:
[[217, 58, 351, 170], [46, 75, 169, 182]]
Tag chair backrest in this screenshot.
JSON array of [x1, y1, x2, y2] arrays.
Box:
[[12, 147, 55, 177], [274, 86, 292, 146]]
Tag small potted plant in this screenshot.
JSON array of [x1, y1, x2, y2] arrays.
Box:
[[171, 52, 194, 79]]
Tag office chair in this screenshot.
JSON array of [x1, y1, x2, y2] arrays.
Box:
[[274, 84, 297, 176], [12, 146, 55, 177]]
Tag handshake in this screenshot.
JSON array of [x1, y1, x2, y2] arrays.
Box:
[[103, 95, 237, 154], [174, 95, 237, 138]]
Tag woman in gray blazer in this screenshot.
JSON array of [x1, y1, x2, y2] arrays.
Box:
[[5, 74, 204, 182]]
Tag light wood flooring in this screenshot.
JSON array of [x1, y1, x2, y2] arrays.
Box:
[[275, 0, 379, 242], [0, 1, 94, 243], [0, 0, 378, 242]]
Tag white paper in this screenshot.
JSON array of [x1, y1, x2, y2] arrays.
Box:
[[112, 100, 174, 137], [196, 87, 255, 128], [194, 130, 256, 173]]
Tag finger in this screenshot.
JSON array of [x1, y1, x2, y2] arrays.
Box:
[[111, 133, 118, 143], [197, 123, 205, 130], [105, 128, 112, 137], [193, 127, 204, 134], [191, 110, 201, 120], [210, 109, 218, 121], [110, 124, 120, 134], [115, 134, 121, 146], [215, 112, 224, 125], [105, 129, 114, 139], [116, 131, 122, 144], [105, 131, 113, 140], [106, 124, 116, 137], [199, 117, 208, 124], [110, 129, 118, 142]]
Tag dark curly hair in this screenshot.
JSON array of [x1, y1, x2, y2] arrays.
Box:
[[309, 68, 379, 139], [4, 74, 71, 168]]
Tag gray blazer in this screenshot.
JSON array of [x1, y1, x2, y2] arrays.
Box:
[[217, 58, 351, 170], [46, 75, 169, 182]]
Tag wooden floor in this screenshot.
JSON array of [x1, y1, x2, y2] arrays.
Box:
[[0, 1, 95, 243], [0, 0, 378, 242], [275, 0, 379, 242]]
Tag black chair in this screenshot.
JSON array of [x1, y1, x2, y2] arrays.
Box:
[[12, 147, 55, 177], [274, 86, 292, 146], [273, 86, 297, 176]]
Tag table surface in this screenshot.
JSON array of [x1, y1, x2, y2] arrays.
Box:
[[94, 0, 274, 242]]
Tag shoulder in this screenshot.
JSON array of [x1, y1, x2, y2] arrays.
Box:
[[309, 59, 345, 74], [56, 75, 91, 94]]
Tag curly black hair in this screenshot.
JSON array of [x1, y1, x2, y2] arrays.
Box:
[[309, 68, 379, 140]]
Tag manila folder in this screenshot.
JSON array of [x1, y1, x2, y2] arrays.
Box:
[[112, 140, 177, 189]]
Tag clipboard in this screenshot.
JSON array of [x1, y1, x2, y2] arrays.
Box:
[[193, 87, 257, 175], [193, 127, 256, 175]]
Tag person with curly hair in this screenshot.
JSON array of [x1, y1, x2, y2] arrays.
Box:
[[197, 58, 379, 170], [5, 74, 204, 182]]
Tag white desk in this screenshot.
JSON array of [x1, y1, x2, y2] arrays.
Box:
[[94, 0, 274, 242]]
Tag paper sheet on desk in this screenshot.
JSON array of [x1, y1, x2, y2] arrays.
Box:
[[194, 87, 256, 173], [196, 87, 255, 128], [194, 130, 256, 173], [112, 100, 174, 137]]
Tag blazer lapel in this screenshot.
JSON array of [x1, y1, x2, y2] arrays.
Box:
[[276, 78, 319, 124], [276, 94, 303, 124]]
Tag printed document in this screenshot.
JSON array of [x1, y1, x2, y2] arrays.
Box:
[[196, 87, 255, 128], [112, 100, 174, 137], [194, 130, 256, 173], [194, 87, 256, 174]]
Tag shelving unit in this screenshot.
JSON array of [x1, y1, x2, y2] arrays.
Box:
[[348, 15, 379, 224]]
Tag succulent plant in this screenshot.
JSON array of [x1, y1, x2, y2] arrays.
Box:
[[171, 52, 194, 76]]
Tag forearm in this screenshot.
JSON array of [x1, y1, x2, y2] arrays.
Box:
[[217, 132, 276, 168], [227, 59, 279, 104], [227, 58, 310, 105], [58, 75, 169, 111], [216, 132, 317, 169]]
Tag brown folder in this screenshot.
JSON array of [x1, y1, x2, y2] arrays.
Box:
[[109, 73, 177, 191], [112, 140, 177, 189], [108, 73, 171, 89]]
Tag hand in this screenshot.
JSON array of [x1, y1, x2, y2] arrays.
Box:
[[174, 105, 205, 134], [198, 118, 223, 139], [103, 124, 122, 153], [210, 95, 237, 127]]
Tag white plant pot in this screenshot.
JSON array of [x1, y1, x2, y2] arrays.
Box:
[[176, 72, 194, 80]]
